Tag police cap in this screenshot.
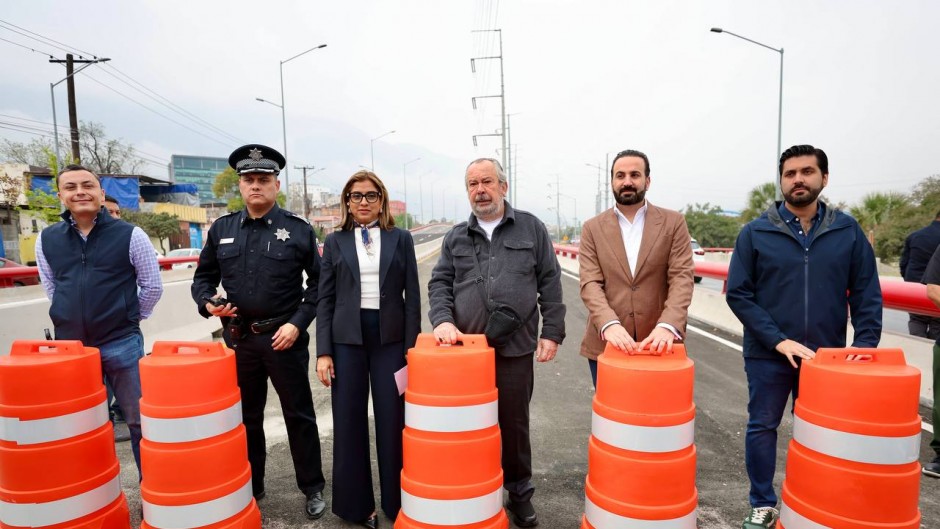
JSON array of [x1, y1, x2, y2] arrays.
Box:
[[228, 144, 286, 175]]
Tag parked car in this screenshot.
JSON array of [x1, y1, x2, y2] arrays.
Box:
[[166, 248, 201, 270], [691, 238, 705, 284], [0, 257, 40, 287]]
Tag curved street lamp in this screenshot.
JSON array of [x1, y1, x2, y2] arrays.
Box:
[[371, 130, 396, 170], [710, 27, 783, 199]]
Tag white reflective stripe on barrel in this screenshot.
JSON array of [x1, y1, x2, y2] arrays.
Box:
[[142, 478, 252, 529], [591, 411, 694, 453], [0, 398, 108, 445], [780, 501, 830, 529], [0, 473, 121, 527], [405, 400, 498, 432], [401, 487, 502, 526], [141, 400, 242, 443], [793, 415, 920, 465], [584, 495, 696, 529]]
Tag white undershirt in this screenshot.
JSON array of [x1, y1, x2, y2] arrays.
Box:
[[355, 227, 381, 309], [614, 202, 647, 277], [476, 217, 501, 240]]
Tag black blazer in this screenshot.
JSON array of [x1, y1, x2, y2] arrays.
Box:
[[316, 227, 421, 357]]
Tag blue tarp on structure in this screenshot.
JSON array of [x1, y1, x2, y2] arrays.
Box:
[[140, 184, 199, 206], [30, 176, 55, 194], [101, 177, 140, 211]]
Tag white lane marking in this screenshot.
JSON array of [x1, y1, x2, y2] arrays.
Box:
[[561, 270, 579, 282], [687, 324, 934, 434]]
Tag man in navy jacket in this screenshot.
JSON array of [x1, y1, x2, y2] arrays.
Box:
[[901, 211, 940, 338], [727, 145, 882, 529]]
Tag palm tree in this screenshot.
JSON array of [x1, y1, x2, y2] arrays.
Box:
[[848, 192, 910, 240], [740, 182, 777, 222]]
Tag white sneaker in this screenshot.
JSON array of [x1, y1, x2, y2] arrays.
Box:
[[742, 506, 779, 529]]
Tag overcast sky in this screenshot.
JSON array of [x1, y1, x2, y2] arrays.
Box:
[[2, 1, 938, 226]]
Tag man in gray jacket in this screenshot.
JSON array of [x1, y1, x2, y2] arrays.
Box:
[[429, 157, 566, 527]]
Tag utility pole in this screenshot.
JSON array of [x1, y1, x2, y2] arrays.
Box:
[[49, 54, 110, 164], [294, 165, 317, 219], [470, 29, 507, 173], [555, 174, 562, 242]]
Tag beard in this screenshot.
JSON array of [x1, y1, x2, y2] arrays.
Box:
[[783, 184, 822, 207], [471, 193, 503, 219], [614, 185, 647, 206]]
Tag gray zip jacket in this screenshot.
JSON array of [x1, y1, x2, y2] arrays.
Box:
[[428, 201, 566, 356]]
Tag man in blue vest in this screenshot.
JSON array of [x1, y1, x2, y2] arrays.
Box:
[[35, 164, 163, 478]]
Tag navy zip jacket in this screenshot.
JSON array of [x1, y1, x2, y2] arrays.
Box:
[[726, 201, 882, 360], [42, 208, 139, 346]]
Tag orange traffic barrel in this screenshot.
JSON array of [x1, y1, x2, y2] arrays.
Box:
[[395, 334, 508, 529], [139, 341, 260, 529], [0, 340, 129, 529], [780, 348, 921, 529], [582, 343, 697, 529]]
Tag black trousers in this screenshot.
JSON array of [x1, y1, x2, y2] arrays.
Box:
[[909, 313, 940, 340], [496, 352, 535, 503], [224, 327, 325, 497], [331, 309, 407, 521]]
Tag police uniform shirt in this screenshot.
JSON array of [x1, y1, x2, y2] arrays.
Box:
[[193, 204, 320, 329]]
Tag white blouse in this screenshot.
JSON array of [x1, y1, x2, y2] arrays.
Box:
[[355, 226, 381, 309]]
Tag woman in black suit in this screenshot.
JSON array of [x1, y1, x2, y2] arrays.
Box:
[[316, 170, 420, 528]]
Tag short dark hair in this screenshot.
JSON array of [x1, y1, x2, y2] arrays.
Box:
[[610, 150, 650, 178], [104, 194, 119, 204], [57, 164, 100, 189], [779, 145, 828, 177], [935, 210, 940, 220]]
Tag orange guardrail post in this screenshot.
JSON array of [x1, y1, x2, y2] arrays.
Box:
[[780, 348, 921, 528], [139, 341, 260, 529], [395, 333, 508, 529], [0, 340, 130, 529], [582, 343, 698, 529]]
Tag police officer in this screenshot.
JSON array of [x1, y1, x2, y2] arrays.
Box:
[[192, 144, 326, 519]]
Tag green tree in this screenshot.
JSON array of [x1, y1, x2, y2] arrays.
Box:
[[849, 192, 909, 238], [394, 213, 416, 229], [25, 148, 63, 225], [683, 202, 742, 248], [122, 211, 181, 254], [871, 175, 940, 263], [212, 167, 286, 212], [740, 182, 777, 222]]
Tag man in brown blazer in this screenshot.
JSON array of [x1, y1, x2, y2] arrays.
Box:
[[579, 149, 695, 386]]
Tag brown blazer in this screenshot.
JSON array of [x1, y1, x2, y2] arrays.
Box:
[[578, 203, 695, 360]]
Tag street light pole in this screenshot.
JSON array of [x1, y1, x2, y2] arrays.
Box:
[[403, 157, 420, 229], [276, 43, 327, 194], [710, 27, 784, 199], [370, 130, 396, 171], [586, 162, 603, 215]]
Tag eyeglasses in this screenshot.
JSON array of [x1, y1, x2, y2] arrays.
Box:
[[348, 191, 381, 203]]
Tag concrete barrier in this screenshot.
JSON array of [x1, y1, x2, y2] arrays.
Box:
[[0, 269, 220, 356]]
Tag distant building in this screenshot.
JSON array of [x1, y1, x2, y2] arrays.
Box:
[[170, 155, 228, 206]]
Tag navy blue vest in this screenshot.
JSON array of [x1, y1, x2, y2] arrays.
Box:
[[42, 208, 140, 346]]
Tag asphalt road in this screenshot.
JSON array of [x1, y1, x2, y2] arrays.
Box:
[[113, 248, 940, 528]]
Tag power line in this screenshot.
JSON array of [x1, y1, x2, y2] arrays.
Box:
[[0, 35, 54, 57], [96, 63, 245, 144], [78, 70, 234, 148], [0, 18, 97, 57], [0, 22, 79, 57]]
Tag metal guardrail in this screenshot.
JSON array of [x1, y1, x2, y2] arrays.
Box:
[[551, 244, 940, 318]]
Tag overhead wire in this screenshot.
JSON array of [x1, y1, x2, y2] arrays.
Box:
[[96, 63, 245, 144], [0, 20, 244, 149], [77, 70, 234, 148], [0, 35, 54, 57]]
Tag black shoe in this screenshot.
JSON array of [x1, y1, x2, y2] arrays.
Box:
[[924, 456, 940, 478], [361, 513, 378, 529], [505, 499, 538, 527], [253, 490, 266, 501], [304, 491, 326, 519]]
